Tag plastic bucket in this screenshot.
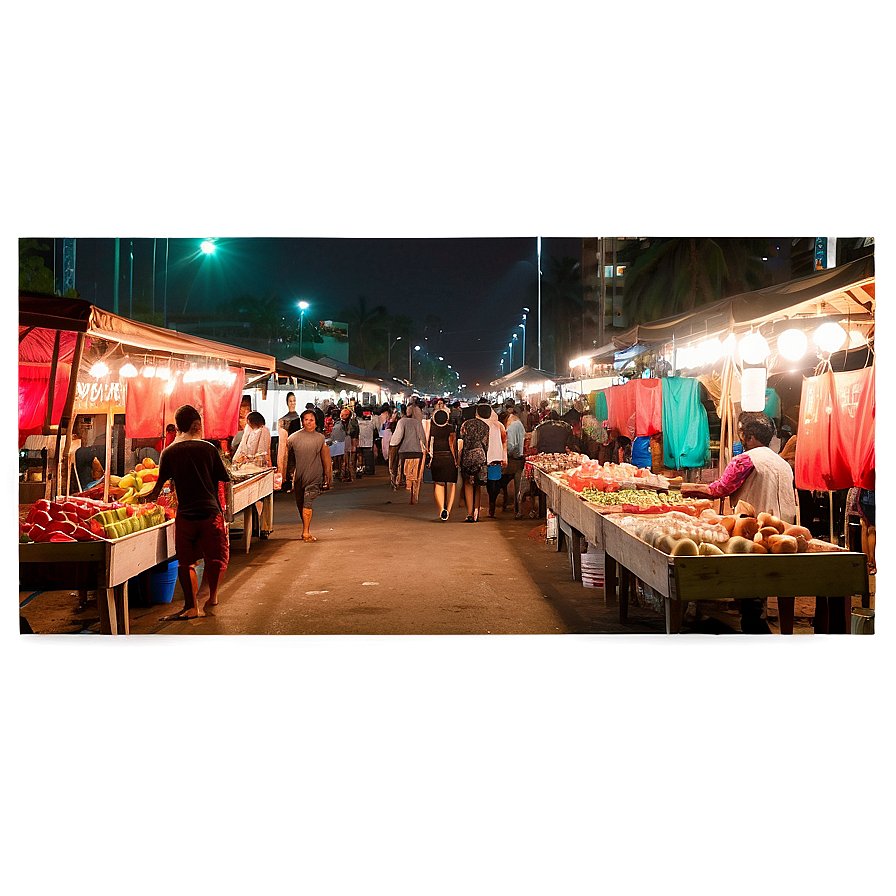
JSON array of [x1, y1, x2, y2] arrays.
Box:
[[134, 558, 177, 607], [851, 608, 874, 635]]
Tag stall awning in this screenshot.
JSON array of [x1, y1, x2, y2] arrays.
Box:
[[489, 365, 559, 391], [20, 294, 277, 375], [580, 256, 876, 360]]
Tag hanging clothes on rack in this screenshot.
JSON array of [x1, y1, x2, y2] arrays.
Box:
[[661, 377, 711, 469]]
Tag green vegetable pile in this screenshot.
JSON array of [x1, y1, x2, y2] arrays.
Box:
[[580, 488, 686, 507]]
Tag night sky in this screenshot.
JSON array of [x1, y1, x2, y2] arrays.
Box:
[[63, 236, 583, 389]]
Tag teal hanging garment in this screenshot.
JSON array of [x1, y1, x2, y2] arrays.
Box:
[[594, 390, 608, 426], [661, 377, 711, 469], [763, 387, 781, 422]]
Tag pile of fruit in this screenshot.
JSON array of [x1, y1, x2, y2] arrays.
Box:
[[110, 457, 161, 504], [561, 460, 672, 493], [615, 501, 815, 556], [20, 496, 171, 543]]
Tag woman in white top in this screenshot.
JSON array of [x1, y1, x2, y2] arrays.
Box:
[[232, 411, 271, 466]]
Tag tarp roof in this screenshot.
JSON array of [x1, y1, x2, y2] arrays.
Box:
[[489, 365, 558, 390], [19, 294, 277, 374], [586, 255, 875, 359]]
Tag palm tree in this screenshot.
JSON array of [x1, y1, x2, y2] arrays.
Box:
[[616, 238, 776, 325], [544, 256, 584, 372], [339, 295, 389, 369]]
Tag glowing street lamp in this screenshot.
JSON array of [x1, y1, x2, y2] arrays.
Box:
[[536, 237, 543, 369], [200, 239, 216, 255], [298, 301, 310, 357]]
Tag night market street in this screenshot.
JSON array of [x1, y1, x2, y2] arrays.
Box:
[[20, 465, 819, 636]]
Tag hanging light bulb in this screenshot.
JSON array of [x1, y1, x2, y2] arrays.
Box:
[[814, 322, 847, 353], [155, 366, 170, 380], [777, 328, 808, 361], [141, 362, 156, 378], [721, 333, 737, 356], [702, 337, 724, 366], [119, 358, 138, 378], [738, 332, 770, 365], [89, 360, 109, 378]]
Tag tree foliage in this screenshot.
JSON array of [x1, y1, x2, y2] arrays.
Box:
[[339, 295, 389, 369], [616, 238, 776, 325], [19, 239, 56, 294]]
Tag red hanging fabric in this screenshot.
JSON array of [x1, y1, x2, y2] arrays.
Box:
[[126, 369, 243, 439], [124, 374, 167, 438], [18, 362, 72, 446], [605, 379, 662, 438], [794, 366, 875, 491], [831, 366, 875, 490]]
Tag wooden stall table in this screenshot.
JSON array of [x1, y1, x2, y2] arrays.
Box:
[[19, 520, 175, 635], [600, 515, 869, 634], [226, 467, 275, 553], [534, 467, 607, 583]]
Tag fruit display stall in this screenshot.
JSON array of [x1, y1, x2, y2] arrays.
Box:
[[18, 295, 277, 633], [529, 457, 869, 634], [226, 463, 276, 553]]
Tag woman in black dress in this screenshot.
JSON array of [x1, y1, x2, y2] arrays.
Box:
[[458, 402, 491, 522], [427, 408, 458, 521]]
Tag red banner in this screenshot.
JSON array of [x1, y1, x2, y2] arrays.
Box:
[[794, 366, 874, 491]]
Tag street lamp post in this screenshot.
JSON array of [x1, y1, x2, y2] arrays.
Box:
[[520, 312, 527, 367], [298, 301, 310, 357], [388, 334, 401, 375], [536, 237, 542, 369]]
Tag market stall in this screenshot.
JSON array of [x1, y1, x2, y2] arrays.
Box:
[[530, 459, 870, 634], [18, 295, 278, 632]]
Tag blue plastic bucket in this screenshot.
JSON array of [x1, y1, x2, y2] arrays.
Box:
[[147, 559, 179, 604]]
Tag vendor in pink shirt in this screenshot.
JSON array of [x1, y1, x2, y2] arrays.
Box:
[[681, 411, 797, 524]]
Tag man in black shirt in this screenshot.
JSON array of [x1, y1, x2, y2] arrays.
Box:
[[146, 404, 232, 620]]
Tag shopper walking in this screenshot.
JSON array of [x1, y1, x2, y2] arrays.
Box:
[[427, 408, 458, 520], [387, 409, 403, 489], [459, 400, 491, 523], [502, 401, 527, 517], [327, 414, 348, 480], [287, 408, 334, 542], [276, 392, 299, 490], [481, 403, 508, 517], [391, 405, 428, 504], [146, 404, 231, 620]]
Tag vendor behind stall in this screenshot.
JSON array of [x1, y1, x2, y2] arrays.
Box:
[[681, 411, 798, 634], [680, 411, 797, 524]]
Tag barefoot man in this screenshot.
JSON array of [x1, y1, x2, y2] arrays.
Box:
[[287, 407, 333, 542], [146, 404, 232, 620]]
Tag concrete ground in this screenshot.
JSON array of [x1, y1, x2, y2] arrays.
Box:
[[19, 464, 833, 636]]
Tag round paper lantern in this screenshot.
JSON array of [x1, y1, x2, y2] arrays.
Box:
[[777, 328, 808, 361], [814, 322, 847, 353], [739, 332, 770, 364]]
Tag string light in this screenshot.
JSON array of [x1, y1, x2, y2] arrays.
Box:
[[777, 328, 808, 361], [814, 322, 847, 353], [738, 332, 770, 364]]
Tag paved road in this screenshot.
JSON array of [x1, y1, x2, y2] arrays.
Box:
[[118, 466, 674, 636]]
